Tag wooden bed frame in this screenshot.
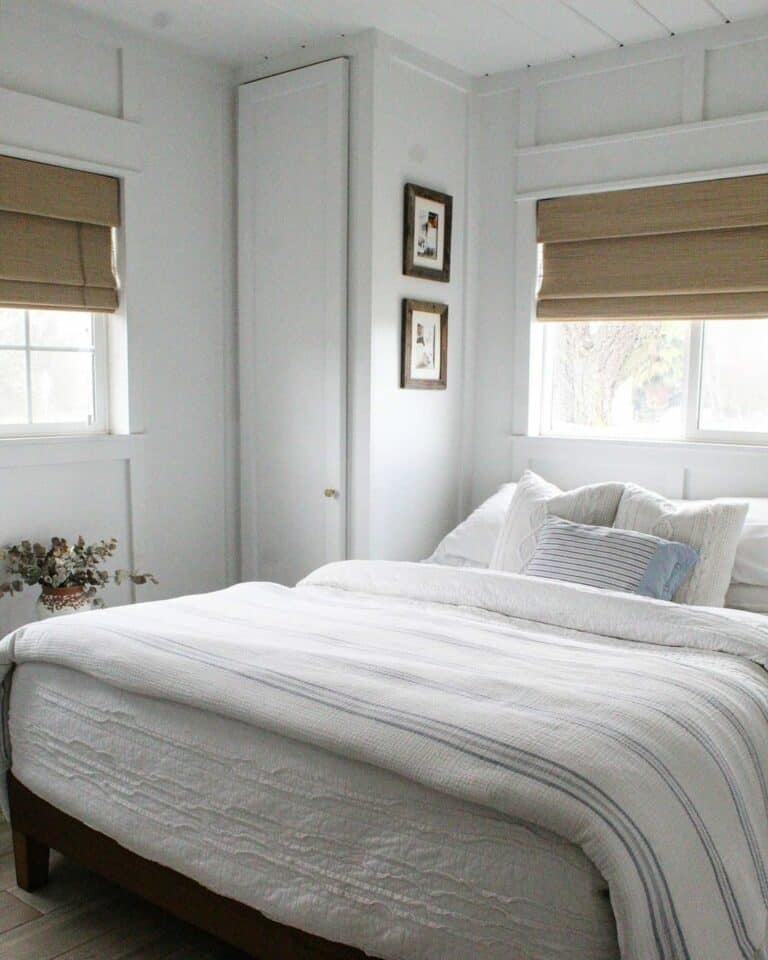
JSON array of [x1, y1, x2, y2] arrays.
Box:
[[7, 773, 379, 959]]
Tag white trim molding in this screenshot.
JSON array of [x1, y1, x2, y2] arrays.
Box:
[[514, 110, 768, 198], [0, 432, 148, 601], [509, 434, 768, 501], [0, 86, 145, 173]]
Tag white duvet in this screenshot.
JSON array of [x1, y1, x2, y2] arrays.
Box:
[[2, 560, 768, 960]]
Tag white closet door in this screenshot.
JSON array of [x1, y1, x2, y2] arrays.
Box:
[[238, 59, 348, 585]]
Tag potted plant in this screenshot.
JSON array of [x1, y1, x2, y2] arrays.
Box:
[[0, 537, 157, 619]]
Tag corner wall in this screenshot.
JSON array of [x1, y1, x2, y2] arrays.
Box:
[[366, 41, 469, 560], [240, 32, 471, 563]]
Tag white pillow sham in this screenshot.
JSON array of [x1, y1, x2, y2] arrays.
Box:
[[614, 484, 747, 607], [490, 470, 625, 573], [732, 520, 768, 587], [425, 482, 516, 568], [726, 583, 768, 616]]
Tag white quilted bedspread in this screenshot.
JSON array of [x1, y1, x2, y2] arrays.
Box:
[[2, 560, 768, 960]]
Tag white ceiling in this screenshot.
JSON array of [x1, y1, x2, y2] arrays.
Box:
[[59, 0, 768, 74]]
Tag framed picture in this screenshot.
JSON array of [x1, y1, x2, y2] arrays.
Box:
[[403, 183, 452, 282], [401, 299, 448, 390]]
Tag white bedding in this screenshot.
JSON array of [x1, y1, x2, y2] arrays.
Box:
[[9, 663, 618, 960], [2, 560, 768, 960]]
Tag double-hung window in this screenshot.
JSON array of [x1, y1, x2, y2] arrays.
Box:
[[531, 174, 768, 444], [535, 318, 768, 443], [0, 154, 119, 437], [0, 308, 108, 436]]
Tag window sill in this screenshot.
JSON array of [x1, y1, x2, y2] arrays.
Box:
[[0, 432, 144, 468], [518, 433, 768, 454]]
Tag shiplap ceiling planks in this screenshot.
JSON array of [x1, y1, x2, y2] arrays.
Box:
[[637, 0, 724, 33], [58, 0, 768, 73], [562, 1, 669, 45]]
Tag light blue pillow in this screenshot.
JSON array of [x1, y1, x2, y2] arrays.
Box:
[[523, 516, 699, 601]]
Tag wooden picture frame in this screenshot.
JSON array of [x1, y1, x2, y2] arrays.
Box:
[[401, 299, 448, 390], [403, 183, 452, 282]]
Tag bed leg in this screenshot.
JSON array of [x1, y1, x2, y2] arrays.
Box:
[[12, 829, 49, 891]]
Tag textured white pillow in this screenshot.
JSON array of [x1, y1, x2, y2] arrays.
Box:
[[615, 484, 748, 607], [426, 483, 516, 567], [490, 470, 625, 573], [672, 498, 768, 587]]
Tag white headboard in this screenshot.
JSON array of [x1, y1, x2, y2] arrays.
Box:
[[509, 436, 768, 501]]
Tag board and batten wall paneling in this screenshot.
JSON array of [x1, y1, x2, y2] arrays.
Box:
[[466, 85, 520, 508], [469, 16, 768, 509], [0, 3, 121, 117], [535, 57, 685, 146], [0, 456, 133, 632], [0, 0, 237, 636], [704, 36, 768, 120]]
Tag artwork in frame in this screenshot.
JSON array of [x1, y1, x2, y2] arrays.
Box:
[[401, 299, 448, 390], [403, 183, 452, 282]]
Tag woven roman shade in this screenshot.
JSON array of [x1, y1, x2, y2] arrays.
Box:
[[536, 174, 768, 321], [0, 155, 120, 312]]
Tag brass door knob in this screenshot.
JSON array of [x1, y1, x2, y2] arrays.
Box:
[[324, 488, 338, 498]]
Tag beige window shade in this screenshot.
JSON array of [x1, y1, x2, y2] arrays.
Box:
[[536, 174, 768, 322], [0, 155, 119, 312]]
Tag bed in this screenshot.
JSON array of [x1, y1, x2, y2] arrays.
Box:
[[2, 552, 768, 960]]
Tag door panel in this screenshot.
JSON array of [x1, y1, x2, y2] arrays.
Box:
[[238, 59, 348, 584]]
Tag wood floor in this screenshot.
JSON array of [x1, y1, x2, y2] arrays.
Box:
[[0, 822, 249, 959]]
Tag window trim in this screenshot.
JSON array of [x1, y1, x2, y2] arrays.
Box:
[[530, 317, 768, 447], [0, 311, 109, 438]]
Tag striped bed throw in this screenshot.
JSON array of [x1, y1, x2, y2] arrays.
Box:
[[523, 515, 698, 600]]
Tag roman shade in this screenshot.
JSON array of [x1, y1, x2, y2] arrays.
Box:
[[536, 174, 768, 321], [0, 155, 120, 312]]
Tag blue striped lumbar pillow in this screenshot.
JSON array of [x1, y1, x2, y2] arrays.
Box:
[[523, 515, 699, 601]]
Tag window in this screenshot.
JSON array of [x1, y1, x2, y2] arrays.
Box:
[[533, 319, 768, 444], [0, 308, 108, 436]]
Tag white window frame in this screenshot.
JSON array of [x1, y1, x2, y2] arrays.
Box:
[[0, 310, 109, 438], [531, 317, 768, 447]]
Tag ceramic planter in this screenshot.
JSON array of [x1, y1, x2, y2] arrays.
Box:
[[36, 585, 97, 619]]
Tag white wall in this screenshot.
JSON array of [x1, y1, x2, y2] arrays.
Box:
[[0, 0, 237, 632], [468, 16, 768, 508], [7, 3, 761, 598], [367, 45, 469, 560], [240, 33, 471, 562]]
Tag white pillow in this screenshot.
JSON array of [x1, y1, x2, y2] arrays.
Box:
[[615, 484, 748, 607], [490, 470, 625, 573], [425, 483, 516, 567], [732, 520, 768, 586], [426, 482, 768, 587], [726, 583, 768, 616]]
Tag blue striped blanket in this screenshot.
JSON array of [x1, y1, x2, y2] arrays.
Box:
[[2, 560, 768, 960]]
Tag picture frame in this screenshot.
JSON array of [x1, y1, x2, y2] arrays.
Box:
[[401, 299, 448, 390], [403, 183, 452, 282]]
